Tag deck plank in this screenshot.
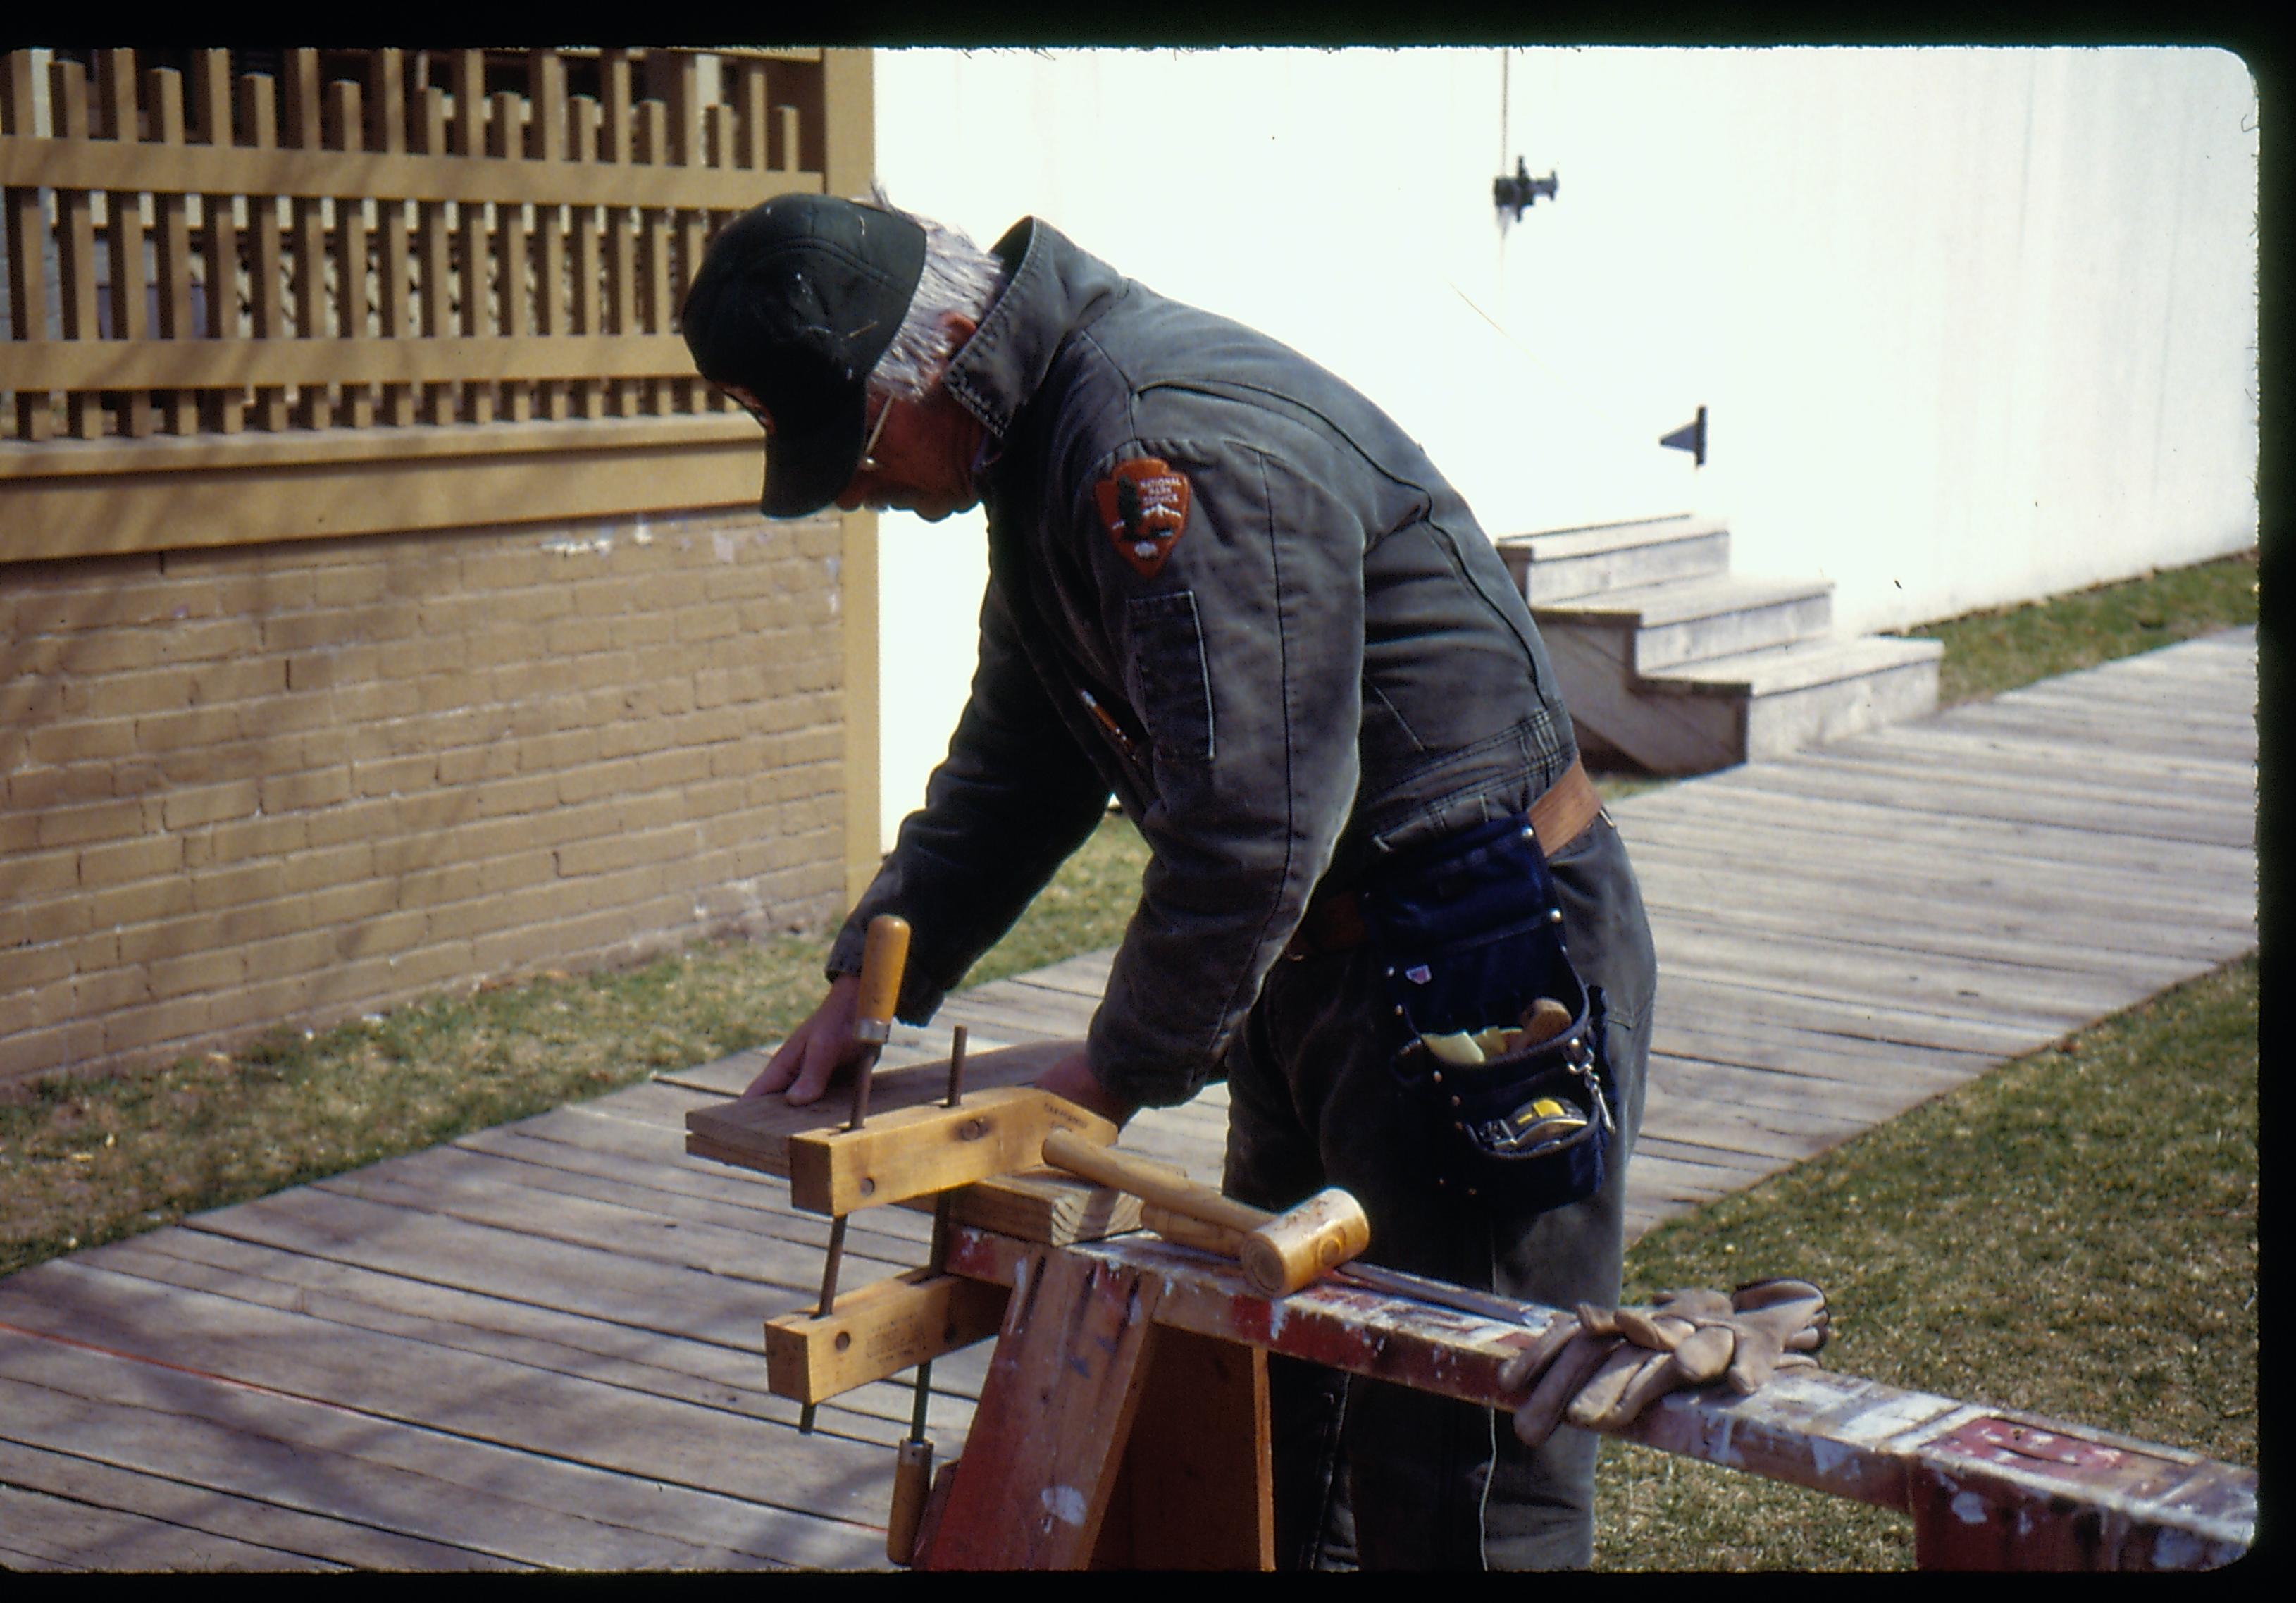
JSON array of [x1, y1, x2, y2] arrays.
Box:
[[0, 1263, 898, 1537], [0, 1338, 870, 1568], [0, 1437, 512, 1571]]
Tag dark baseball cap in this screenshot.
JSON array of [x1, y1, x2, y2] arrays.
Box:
[[681, 195, 929, 518]]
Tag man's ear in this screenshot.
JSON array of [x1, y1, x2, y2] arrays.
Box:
[[941, 312, 979, 349]]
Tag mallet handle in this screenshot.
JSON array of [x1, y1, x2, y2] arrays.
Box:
[[1041, 1129, 1272, 1237]]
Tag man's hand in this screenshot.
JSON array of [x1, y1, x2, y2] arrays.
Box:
[[744, 974, 864, 1103], [1034, 1044, 1138, 1129]]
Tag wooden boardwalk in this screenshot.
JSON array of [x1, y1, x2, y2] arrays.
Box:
[[0, 629, 2255, 1571]]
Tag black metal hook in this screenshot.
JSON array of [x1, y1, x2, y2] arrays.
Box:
[[1494, 158, 1558, 221]]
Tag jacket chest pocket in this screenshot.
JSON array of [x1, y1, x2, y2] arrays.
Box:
[[1124, 590, 1216, 765]]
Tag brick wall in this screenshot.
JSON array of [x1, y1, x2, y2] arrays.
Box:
[[1, 506, 849, 1085]]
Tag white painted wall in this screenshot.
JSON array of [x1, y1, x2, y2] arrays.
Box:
[[871, 47, 2258, 847]]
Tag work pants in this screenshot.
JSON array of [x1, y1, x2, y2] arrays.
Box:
[[1222, 812, 1658, 1570]]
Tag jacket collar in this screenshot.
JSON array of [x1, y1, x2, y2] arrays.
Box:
[[940, 218, 1128, 445]]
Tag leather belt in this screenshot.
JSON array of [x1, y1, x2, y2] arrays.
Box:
[[1286, 757, 1605, 959]]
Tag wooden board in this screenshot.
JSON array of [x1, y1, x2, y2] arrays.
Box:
[[0, 1436, 509, 1571], [681, 1040, 1083, 1172], [71, 1227, 988, 1440], [182, 1185, 879, 1352], [943, 1227, 2254, 1571], [915, 1248, 1166, 1570], [787, 1088, 1119, 1217], [764, 1267, 1008, 1406], [0, 1478, 333, 1571], [1091, 1327, 1274, 1568], [0, 1336, 874, 1570], [309, 1151, 905, 1300], [0, 1261, 898, 1532]]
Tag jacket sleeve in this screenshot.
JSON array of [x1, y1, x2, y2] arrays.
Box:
[[826, 574, 1115, 1022], [1082, 434, 1370, 1107]]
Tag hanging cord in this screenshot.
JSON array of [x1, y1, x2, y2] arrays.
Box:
[[1500, 47, 1511, 172]]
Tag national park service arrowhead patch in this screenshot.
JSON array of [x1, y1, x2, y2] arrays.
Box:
[[1095, 457, 1192, 579]]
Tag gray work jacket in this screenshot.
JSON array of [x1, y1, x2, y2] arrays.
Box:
[[826, 219, 1580, 1108]]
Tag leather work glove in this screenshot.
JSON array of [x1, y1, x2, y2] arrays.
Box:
[[1501, 1277, 1830, 1449]]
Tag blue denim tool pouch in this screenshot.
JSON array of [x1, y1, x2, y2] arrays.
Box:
[[1363, 812, 1613, 1211]]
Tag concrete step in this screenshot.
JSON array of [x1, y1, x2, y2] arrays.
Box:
[[1494, 514, 1730, 605], [1535, 573, 1837, 674], [1577, 636, 1944, 774], [1546, 621, 1944, 776]]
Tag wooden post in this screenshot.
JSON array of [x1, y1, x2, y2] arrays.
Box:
[[1093, 1328, 1274, 1569], [529, 49, 569, 421], [4, 51, 54, 441], [370, 51, 414, 426], [414, 85, 452, 426], [454, 54, 492, 424], [326, 80, 373, 428], [913, 1249, 1172, 1570], [147, 66, 197, 435], [648, 49, 700, 414], [97, 49, 153, 438], [635, 98, 669, 416], [285, 49, 333, 429], [600, 49, 636, 419], [192, 48, 242, 434], [490, 89, 530, 422], [236, 71, 286, 431], [821, 45, 881, 908], [736, 59, 768, 171], [48, 58, 101, 439], [569, 94, 602, 421]]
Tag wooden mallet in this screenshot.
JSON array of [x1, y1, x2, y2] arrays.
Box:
[[1040, 1129, 1371, 1296]]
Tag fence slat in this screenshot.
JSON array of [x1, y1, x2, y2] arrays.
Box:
[[366, 48, 404, 159], [329, 80, 373, 428], [97, 51, 154, 437], [454, 56, 492, 423], [148, 67, 197, 435], [777, 106, 801, 174], [636, 99, 670, 416], [490, 89, 530, 422], [192, 49, 241, 435], [737, 60, 768, 171], [531, 51, 570, 422], [371, 53, 413, 426], [601, 50, 638, 419], [237, 72, 287, 431], [648, 49, 699, 170], [414, 84, 453, 426], [569, 95, 602, 421], [49, 59, 101, 438], [5, 51, 53, 440], [0, 47, 840, 459], [286, 54, 333, 428]]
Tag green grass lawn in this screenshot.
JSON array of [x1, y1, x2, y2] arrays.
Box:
[[1898, 547, 2258, 708], [0, 549, 2258, 1570], [1594, 953, 2257, 1569]]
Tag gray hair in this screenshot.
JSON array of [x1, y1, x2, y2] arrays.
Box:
[[862, 190, 1007, 402]]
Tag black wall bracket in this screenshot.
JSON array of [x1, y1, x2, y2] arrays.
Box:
[[1494, 158, 1558, 221], [1660, 405, 1708, 468]]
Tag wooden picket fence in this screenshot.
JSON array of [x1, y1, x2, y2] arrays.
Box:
[[0, 47, 874, 559]]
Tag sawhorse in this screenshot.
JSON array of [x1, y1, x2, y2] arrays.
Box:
[[682, 1048, 2254, 1572], [907, 1227, 2256, 1571]]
